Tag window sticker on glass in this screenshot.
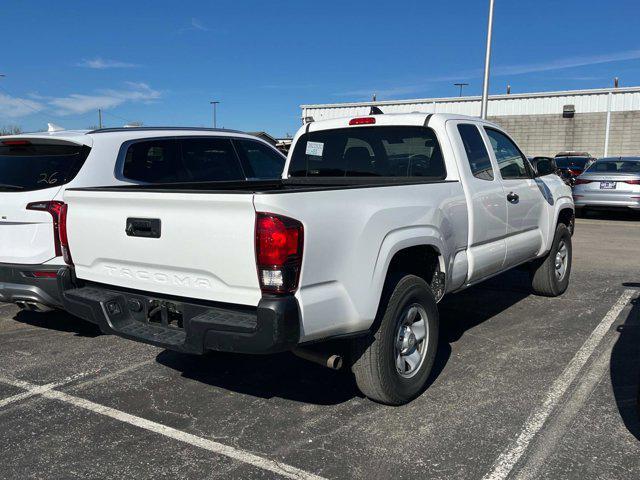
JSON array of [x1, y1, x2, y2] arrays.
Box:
[[305, 141, 324, 157]]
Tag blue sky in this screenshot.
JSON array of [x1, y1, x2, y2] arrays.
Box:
[[1, 0, 639, 136]]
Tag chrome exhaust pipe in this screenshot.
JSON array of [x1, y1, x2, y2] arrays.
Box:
[[293, 348, 343, 370]]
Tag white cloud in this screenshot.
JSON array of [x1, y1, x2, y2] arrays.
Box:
[[77, 57, 138, 69], [493, 48, 640, 76], [334, 48, 640, 100], [48, 82, 161, 115], [191, 18, 208, 31], [0, 94, 44, 118]]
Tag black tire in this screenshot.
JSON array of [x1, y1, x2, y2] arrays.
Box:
[[350, 275, 439, 405], [530, 223, 572, 297]]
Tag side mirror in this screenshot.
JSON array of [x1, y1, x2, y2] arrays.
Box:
[[532, 157, 557, 177]]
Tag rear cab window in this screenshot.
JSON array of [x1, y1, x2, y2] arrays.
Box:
[[0, 141, 90, 192], [289, 126, 446, 179]]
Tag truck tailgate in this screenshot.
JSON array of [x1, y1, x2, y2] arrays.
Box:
[[63, 189, 261, 306]]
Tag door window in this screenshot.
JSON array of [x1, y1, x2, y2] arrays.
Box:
[[484, 128, 531, 179], [457, 124, 494, 180]]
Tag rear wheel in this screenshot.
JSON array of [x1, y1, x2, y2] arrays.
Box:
[[530, 223, 572, 297], [351, 275, 438, 405]]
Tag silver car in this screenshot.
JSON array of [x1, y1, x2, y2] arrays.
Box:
[[573, 157, 640, 211]]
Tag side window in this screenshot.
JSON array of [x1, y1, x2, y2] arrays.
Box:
[[122, 138, 245, 183], [457, 124, 494, 180], [234, 140, 285, 179], [179, 138, 244, 182], [484, 128, 531, 179], [122, 139, 181, 183]]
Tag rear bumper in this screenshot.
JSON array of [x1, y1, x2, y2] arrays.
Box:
[[0, 263, 64, 310], [573, 193, 640, 210], [58, 268, 300, 355]]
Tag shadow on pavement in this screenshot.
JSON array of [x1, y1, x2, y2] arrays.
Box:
[[157, 269, 532, 405], [611, 291, 640, 441], [439, 269, 532, 343], [579, 209, 640, 222], [13, 309, 102, 337]]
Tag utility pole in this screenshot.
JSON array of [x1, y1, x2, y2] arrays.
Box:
[[454, 83, 469, 97], [98, 109, 103, 129], [210, 101, 220, 128], [480, 0, 495, 119]]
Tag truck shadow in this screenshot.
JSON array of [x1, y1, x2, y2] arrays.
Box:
[[610, 291, 640, 440], [12, 308, 102, 337], [156, 269, 532, 405]]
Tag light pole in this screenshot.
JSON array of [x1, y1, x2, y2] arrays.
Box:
[[480, 0, 495, 119], [210, 101, 220, 128], [454, 83, 469, 97]]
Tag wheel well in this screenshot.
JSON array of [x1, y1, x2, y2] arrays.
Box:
[[386, 245, 442, 291], [557, 208, 575, 234]]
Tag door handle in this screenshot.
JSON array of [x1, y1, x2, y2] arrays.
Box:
[[126, 218, 161, 238], [507, 192, 519, 203]]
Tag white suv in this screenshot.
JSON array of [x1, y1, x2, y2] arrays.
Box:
[[0, 127, 285, 311]]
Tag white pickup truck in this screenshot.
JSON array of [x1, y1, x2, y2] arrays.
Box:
[[59, 113, 574, 405]]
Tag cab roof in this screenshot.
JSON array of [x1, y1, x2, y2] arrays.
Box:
[[304, 112, 499, 133]]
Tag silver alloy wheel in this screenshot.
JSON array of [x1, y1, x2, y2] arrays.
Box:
[[555, 240, 568, 281], [394, 304, 429, 378]]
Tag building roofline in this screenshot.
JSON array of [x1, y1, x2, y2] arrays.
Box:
[[300, 86, 640, 109]]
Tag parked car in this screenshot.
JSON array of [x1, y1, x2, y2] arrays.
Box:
[[573, 157, 640, 212], [554, 153, 596, 185], [57, 113, 574, 405], [0, 127, 285, 312]]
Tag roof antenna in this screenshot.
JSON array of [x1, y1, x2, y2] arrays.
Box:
[[47, 123, 64, 132]]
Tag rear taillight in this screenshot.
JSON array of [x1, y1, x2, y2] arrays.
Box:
[[58, 203, 72, 266], [32, 271, 58, 278], [26, 201, 64, 256], [623, 180, 640, 185], [255, 213, 303, 294], [574, 179, 592, 185]]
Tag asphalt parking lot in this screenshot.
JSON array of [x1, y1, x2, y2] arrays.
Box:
[[1, 211, 638, 480]]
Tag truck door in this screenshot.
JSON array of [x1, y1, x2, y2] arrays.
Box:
[[483, 127, 544, 267], [448, 122, 507, 283]]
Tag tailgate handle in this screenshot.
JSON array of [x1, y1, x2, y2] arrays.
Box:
[[126, 218, 161, 238]]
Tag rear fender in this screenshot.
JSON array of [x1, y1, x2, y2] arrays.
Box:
[[369, 226, 447, 319]]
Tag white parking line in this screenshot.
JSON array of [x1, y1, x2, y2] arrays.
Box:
[[0, 376, 327, 480], [482, 289, 635, 480], [0, 371, 97, 409]]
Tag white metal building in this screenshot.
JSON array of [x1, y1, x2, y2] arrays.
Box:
[[301, 86, 640, 157]]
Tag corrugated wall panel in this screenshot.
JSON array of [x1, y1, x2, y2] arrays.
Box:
[[302, 87, 640, 121]]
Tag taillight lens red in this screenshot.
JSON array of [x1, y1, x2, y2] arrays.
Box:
[[349, 117, 376, 125], [574, 179, 592, 185], [255, 213, 303, 294], [58, 203, 72, 266], [623, 180, 640, 185], [32, 271, 58, 278], [26, 201, 64, 256]]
